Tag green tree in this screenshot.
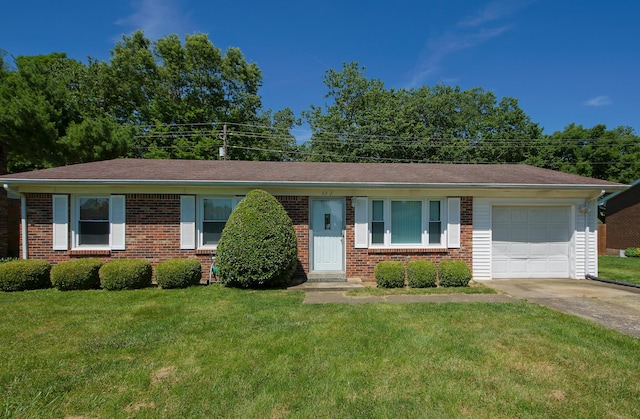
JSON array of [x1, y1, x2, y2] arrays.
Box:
[[529, 124, 640, 183], [302, 62, 542, 163], [0, 53, 128, 171], [105, 31, 275, 160]]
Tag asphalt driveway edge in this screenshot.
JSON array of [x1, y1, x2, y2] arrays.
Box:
[[586, 274, 640, 289]]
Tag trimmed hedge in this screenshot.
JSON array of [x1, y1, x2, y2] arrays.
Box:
[[217, 189, 298, 288], [438, 260, 472, 287], [375, 261, 405, 288], [99, 259, 152, 290], [155, 258, 202, 289], [51, 258, 103, 291], [0, 259, 51, 292], [407, 260, 437, 288]]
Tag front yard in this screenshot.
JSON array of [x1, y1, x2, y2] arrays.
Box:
[[599, 255, 640, 285], [1, 286, 639, 418]]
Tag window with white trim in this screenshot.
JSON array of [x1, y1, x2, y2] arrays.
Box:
[[77, 197, 110, 246], [198, 197, 237, 248], [368, 198, 445, 247], [66, 195, 126, 250]]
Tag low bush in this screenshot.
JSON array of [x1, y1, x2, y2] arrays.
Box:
[[407, 260, 437, 288], [51, 258, 103, 291], [0, 259, 51, 292], [99, 259, 152, 291], [375, 261, 405, 288], [624, 247, 640, 257], [438, 260, 472, 287], [155, 258, 202, 289]]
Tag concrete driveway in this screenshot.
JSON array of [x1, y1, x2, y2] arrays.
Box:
[[485, 278, 640, 338]]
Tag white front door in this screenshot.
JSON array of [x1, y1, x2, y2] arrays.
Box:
[[311, 199, 344, 272]]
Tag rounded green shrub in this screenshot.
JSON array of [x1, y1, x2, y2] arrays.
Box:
[[375, 261, 405, 288], [0, 259, 51, 292], [99, 259, 152, 290], [438, 260, 472, 287], [51, 258, 103, 291], [217, 189, 298, 288], [624, 247, 640, 257], [407, 259, 437, 288], [155, 258, 202, 289]]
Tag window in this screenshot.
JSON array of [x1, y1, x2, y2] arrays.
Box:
[[371, 200, 384, 244], [68, 195, 125, 250], [368, 198, 444, 247], [199, 197, 237, 247], [78, 197, 110, 245], [391, 201, 422, 244], [429, 200, 442, 245]]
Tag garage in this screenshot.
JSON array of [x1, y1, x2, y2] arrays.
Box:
[[492, 206, 572, 278]]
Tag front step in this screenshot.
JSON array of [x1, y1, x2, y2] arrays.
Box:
[[306, 272, 347, 282], [288, 277, 364, 292]]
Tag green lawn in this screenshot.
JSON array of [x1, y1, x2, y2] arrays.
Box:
[[599, 256, 640, 285], [1, 286, 639, 418], [346, 282, 497, 296]]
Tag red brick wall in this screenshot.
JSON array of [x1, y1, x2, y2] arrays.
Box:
[[344, 196, 473, 281], [24, 194, 216, 280], [277, 196, 309, 278], [606, 183, 640, 250], [23, 193, 473, 283]]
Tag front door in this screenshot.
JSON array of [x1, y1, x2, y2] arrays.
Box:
[[311, 198, 344, 272]]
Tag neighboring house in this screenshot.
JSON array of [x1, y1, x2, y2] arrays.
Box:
[[0, 159, 626, 281], [599, 178, 640, 254]]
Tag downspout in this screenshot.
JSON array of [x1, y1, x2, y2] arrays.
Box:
[[3, 184, 27, 260], [581, 190, 605, 278]]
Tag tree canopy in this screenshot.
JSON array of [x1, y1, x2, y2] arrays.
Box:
[[0, 31, 296, 171], [301, 62, 543, 163], [2, 44, 639, 183], [300, 62, 640, 182]]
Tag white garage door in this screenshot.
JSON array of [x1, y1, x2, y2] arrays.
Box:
[[492, 206, 571, 278]]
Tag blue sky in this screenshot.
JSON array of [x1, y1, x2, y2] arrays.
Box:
[[2, 0, 639, 139]]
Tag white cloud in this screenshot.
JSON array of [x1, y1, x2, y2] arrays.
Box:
[[585, 96, 612, 107], [408, 0, 534, 88], [115, 0, 194, 40]]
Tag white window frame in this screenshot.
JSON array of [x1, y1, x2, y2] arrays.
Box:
[[71, 195, 124, 250], [368, 198, 446, 248], [197, 196, 239, 249]]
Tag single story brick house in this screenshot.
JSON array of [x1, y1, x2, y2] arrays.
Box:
[[0, 159, 626, 282], [599, 178, 640, 254]]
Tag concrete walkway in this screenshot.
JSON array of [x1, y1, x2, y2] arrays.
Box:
[[303, 291, 514, 304], [485, 278, 640, 339], [294, 277, 640, 338]]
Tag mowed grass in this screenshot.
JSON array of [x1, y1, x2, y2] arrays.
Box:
[[346, 282, 497, 296], [599, 255, 640, 285], [1, 286, 639, 418]]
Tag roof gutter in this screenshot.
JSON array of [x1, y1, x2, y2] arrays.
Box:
[[3, 184, 27, 260], [0, 178, 628, 191]]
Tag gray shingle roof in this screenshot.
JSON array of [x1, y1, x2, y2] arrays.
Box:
[[0, 158, 625, 189]]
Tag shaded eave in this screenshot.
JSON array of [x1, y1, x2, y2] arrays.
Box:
[[2, 178, 629, 192]]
